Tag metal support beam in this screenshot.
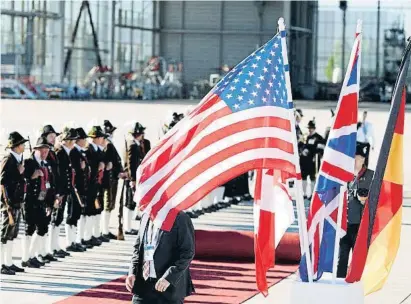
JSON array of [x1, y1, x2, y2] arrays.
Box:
[[0, 8, 60, 19], [111, 1, 116, 72], [64, 46, 109, 53]]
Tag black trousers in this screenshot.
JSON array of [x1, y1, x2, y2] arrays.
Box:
[[104, 179, 118, 212], [132, 280, 183, 304], [1, 208, 21, 243], [364, 143, 371, 167], [23, 201, 48, 236], [51, 195, 67, 227], [337, 223, 360, 278], [301, 159, 316, 180], [66, 193, 82, 226], [86, 183, 101, 216]]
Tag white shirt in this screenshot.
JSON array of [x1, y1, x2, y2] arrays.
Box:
[[144, 220, 159, 278], [89, 142, 98, 151], [357, 121, 375, 147], [74, 144, 87, 152], [62, 144, 72, 155], [134, 139, 141, 146], [10, 150, 23, 163], [34, 153, 47, 166]]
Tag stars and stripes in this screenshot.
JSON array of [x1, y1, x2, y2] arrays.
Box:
[[134, 30, 299, 231], [299, 24, 362, 281]]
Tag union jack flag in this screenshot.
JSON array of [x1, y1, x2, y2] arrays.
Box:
[[134, 28, 300, 231], [299, 25, 362, 281]]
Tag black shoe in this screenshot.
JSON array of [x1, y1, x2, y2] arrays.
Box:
[[21, 259, 40, 268], [37, 255, 50, 264], [58, 249, 70, 257], [53, 250, 66, 258], [91, 236, 102, 246], [107, 232, 117, 240], [99, 235, 110, 243], [81, 239, 94, 249], [135, 214, 141, 221], [66, 244, 82, 252], [74, 243, 86, 252], [9, 264, 25, 272], [44, 254, 58, 262], [32, 257, 45, 266], [1, 265, 15, 275]]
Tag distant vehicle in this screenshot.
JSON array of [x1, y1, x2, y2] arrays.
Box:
[[43, 83, 67, 99], [0, 79, 37, 99]]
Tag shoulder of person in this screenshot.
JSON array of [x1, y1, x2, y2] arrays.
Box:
[[175, 211, 193, 225]]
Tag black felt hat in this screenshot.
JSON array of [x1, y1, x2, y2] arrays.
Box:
[[356, 142, 368, 157], [88, 126, 107, 138], [61, 128, 79, 141], [103, 120, 117, 134], [41, 125, 60, 136], [307, 120, 316, 129], [129, 122, 146, 136], [33, 136, 50, 149], [295, 109, 303, 117], [75, 128, 89, 140], [6, 132, 28, 149]]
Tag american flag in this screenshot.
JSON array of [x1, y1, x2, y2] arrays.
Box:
[[299, 25, 362, 281], [135, 29, 299, 231]]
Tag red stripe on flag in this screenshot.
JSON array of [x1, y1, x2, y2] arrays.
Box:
[[254, 169, 263, 201], [160, 158, 297, 231], [140, 106, 232, 182], [142, 95, 223, 166], [333, 93, 358, 129], [148, 137, 295, 216], [321, 161, 354, 182]]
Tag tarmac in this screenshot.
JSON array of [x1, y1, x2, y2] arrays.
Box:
[[0, 98, 410, 303]]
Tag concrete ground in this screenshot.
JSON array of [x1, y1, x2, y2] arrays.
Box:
[[0, 98, 410, 303]]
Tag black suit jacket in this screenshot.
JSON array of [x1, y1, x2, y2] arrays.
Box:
[[0, 153, 25, 209], [55, 147, 75, 196], [123, 140, 143, 182], [70, 148, 90, 196], [129, 212, 195, 301]]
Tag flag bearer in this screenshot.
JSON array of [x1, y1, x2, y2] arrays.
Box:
[[1, 132, 28, 275], [337, 143, 374, 278]]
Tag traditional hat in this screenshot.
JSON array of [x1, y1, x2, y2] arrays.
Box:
[[356, 142, 368, 158], [103, 120, 117, 134], [61, 128, 79, 141], [6, 132, 28, 149], [41, 125, 60, 136], [75, 127, 89, 140], [33, 136, 50, 149], [295, 109, 303, 118], [307, 120, 316, 129], [129, 122, 146, 136], [88, 126, 107, 138]]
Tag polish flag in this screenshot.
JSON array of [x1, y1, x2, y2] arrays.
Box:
[[254, 168, 295, 296]]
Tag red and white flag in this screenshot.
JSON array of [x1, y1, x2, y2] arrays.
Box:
[[254, 168, 295, 296]]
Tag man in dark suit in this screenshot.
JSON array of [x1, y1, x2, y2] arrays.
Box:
[[1, 132, 28, 275], [126, 211, 195, 304], [123, 122, 145, 235]]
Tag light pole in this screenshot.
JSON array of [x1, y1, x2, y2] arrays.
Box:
[[340, 1, 347, 79]]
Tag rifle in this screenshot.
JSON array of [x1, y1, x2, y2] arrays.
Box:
[[27, 136, 33, 153], [117, 136, 128, 240], [1, 185, 14, 226]]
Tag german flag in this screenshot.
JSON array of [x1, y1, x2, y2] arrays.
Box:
[[345, 41, 411, 294]]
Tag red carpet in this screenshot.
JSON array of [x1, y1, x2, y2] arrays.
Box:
[[56, 260, 298, 304], [195, 230, 301, 263]]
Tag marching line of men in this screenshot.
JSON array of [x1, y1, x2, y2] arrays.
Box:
[[0, 120, 150, 275]]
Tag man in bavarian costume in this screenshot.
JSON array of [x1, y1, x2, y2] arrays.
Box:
[[101, 120, 126, 239], [337, 143, 374, 278], [54, 128, 84, 254], [300, 119, 325, 199], [21, 136, 57, 268], [123, 122, 145, 235], [85, 126, 107, 247], [72, 128, 92, 249], [40, 125, 66, 259], [1, 132, 28, 275]]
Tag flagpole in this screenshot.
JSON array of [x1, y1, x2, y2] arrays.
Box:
[[332, 185, 346, 283], [278, 17, 313, 283]]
